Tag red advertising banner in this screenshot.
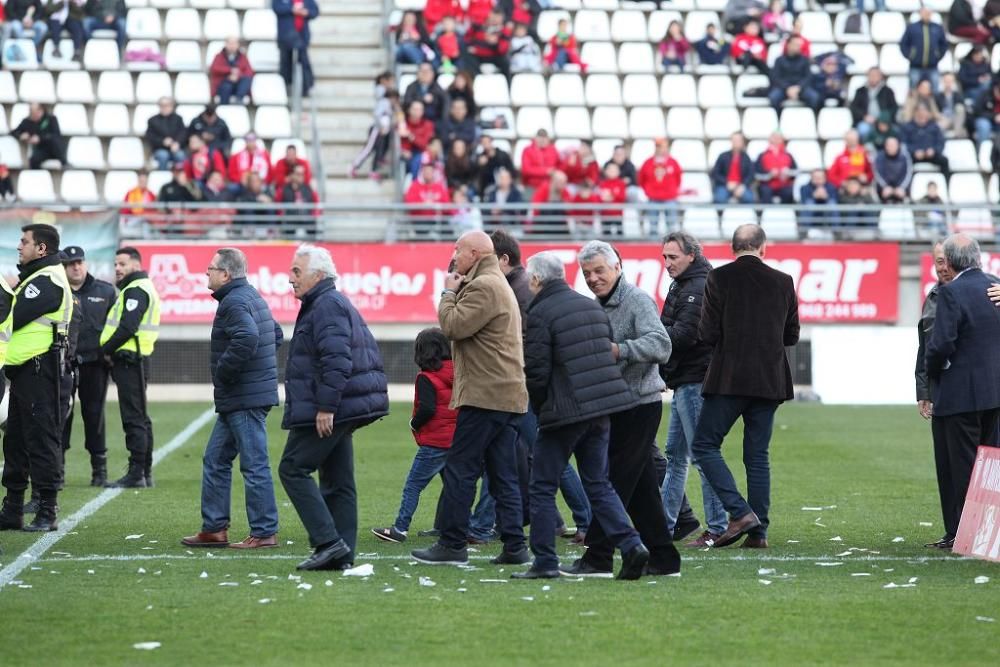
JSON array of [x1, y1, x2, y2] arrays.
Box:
[[135, 241, 900, 324], [953, 446, 1000, 562], [920, 252, 1000, 297]]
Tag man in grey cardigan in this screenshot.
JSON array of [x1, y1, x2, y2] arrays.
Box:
[[562, 241, 682, 577]]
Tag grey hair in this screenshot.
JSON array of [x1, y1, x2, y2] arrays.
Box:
[[294, 244, 339, 280], [662, 231, 703, 259], [525, 251, 565, 285], [942, 234, 981, 272], [577, 240, 620, 269], [215, 247, 247, 279]]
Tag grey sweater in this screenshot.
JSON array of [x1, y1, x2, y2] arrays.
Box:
[[599, 277, 672, 405]]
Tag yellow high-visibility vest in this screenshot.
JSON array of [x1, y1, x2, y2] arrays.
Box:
[[5, 263, 71, 366], [100, 277, 161, 356], [0, 278, 15, 367]]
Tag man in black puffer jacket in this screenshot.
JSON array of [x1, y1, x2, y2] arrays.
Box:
[[182, 248, 283, 551], [280, 244, 389, 572], [516, 251, 650, 581]]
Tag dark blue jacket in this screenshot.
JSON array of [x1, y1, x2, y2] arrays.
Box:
[[710, 150, 754, 189], [901, 120, 945, 155], [273, 0, 319, 49], [900, 20, 948, 69], [874, 148, 913, 190], [926, 268, 1000, 416], [282, 278, 389, 430], [800, 182, 838, 204], [211, 278, 283, 414], [770, 54, 812, 91], [695, 36, 729, 65]]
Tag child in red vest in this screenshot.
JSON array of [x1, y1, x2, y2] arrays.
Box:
[[545, 19, 587, 72], [597, 162, 627, 235], [372, 328, 457, 543]]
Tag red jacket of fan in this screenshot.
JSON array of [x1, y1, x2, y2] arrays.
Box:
[[638, 155, 683, 201]]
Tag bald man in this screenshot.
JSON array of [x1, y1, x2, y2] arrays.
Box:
[[412, 231, 531, 567]]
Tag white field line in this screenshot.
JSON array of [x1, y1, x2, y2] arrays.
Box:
[[0, 407, 216, 590]]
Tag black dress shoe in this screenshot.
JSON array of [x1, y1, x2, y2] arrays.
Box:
[[924, 535, 956, 549], [296, 540, 351, 571], [491, 547, 531, 565], [511, 567, 561, 579], [411, 543, 469, 565], [672, 517, 701, 542], [618, 544, 650, 580]]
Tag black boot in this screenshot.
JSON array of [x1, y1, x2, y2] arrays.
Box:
[[105, 463, 147, 489], [90, 454, 108, 487], [24, 496, 58, 532], [0, 495, 24, 531], [144, 468, 154, 488], [23, 489, 41, 515]]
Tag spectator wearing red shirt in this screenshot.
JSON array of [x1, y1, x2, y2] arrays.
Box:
[[433, 16, 463, 73], [597, 162, 627, 235], [544, 19, 586, 73], [520, 129, 559, 190], [827, 129, 873, 188], [422, 0, 462, 35], [465, 0, 494, 27], [273, 144, 312, 191], [228, 132, 272, 188], [405, 162, 451, 234], [559, 140, 600, 186], [184, 134, 227, 184], [277, 163, 320, 238], [399, 99, 436, 177], [569, 182, 601, 231], [754, 132, 797, 203], [467, 10, 513, 77], [530, 170, 573, 235], [209, 37, 255, 105], [711, 132, 755, 204], [638, 138, 683, 234], [730, 20, 768, 74]]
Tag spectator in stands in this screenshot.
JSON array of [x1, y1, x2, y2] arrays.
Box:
[[82, 0, 125, 54], [12, 103, 65, 169], [278, 163, 319, 237], [984, 0, 1000, 43], [404, 63, 450, 123], [904, 104, 951, 177], [474, 134, 515, 194], [450, 189, 483, 234], [900, 79, 944, 125], [405, 162, 451, 234], [184, 134, 227, 185], [229, 133, 272, 188], [500, 0, 542, 38], [189, 105, 233, 157], [422, 0, 461, 35], [200, 170, 232, 203], [146, 97, 186, 171], [869, 110, 900, 152], [768, 36, 815, 111], [520, 129, 559, 190], [0, 164, 15, 201], [960, 46, 992, 106], [638, 138, 683, 234], [273, 0, 318, 97], [723, 0, 766, 35], [900, 9, 948, 90], [597, 162, 627, 236], [658, 21, 690, 71], [210, 37, 255, 106], [447, 71, 477, 118], [158, 167, 201, 213], [559, 140, 600, 187], [761, 0, 791, 41], [936, 73, 967, 139], [436, 98, 478, 151], [694, 23, 729, 66], [418, 137, 447, 184], [530, 169, 571, 235], [569, 182, 600, 230], [43, 0, 86, 60], [605, 144, 638, 191], [837, 176, 876, 228], [234, 172, 274, 228], [731, 20, 768, 75], [445, 138, 476, 194], [395, 11, 430, 65], [121, 170, 155, 216], [273, 144, 311, 191], [468, 10, 513, 78], [974, 77, 1000, 146], [782, 18, 810, 58], [483, 167, 525, 229], [433, 15, 464, 74], [850, 67, 898, 142], [509, 22, 542, 73], [808, 51, 851, 111], [349, 78, 397, 180], [874, 137, 913, 204], [915, 181, 948, 236], [827, 129, 873, 189], [544, 18, 585, 73], [799, 169, 838, 228], [948, 0, 991, 44], [755, 132, 797, 204], [3, 0, 50, 58], [711, 132, 755, 204], [399, 100, 436, 178]]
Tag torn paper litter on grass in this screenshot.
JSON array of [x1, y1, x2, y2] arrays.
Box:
[[975, 576, 990, 584], [133, 642, 160, 650], [342, 563, 374, 577]]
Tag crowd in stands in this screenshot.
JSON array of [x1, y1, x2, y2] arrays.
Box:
[[378, 0, 1000, 236]]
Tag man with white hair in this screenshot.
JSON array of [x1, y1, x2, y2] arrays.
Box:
[[563, 240, 681, 577], [279, 245, 389, 571], [516, 251, 649, 580]]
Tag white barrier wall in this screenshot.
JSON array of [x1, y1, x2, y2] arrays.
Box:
[[811, 326, 919, 405]]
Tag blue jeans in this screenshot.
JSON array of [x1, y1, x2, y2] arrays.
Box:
[[769, 86, 820, 111], [394, 445, 448, 532], [713, 184, 755, 204], [909, 68, 940, 91], [83, 16, 126, 51], [644, 200, 679, 236], [661, 384, 727, 536], [975, 117, 996, 146], [201, 407, 279, 536], [216, 76, 252, 104], [691, 395, 780, 540], [153, 148, 185, 170], [395, 43, 426, 64], [530, 416, 641, 571], [3, 20, 48, 48]]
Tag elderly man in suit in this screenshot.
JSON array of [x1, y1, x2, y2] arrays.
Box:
[[926, 234, 1000, 543], [690, 224, 800, 549]]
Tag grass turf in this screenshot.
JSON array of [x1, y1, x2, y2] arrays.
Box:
[[0, 402, 997, 666]]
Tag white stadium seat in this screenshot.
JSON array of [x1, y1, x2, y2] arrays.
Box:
[[127, 7, 163, 40], [622, 74, 659, 106], [0, 109, 7, 134], [146, 169, 172, 195], [648, 10, 683, 42], [230, 0, 268, 7], [735, 74, 771, 107], [879, 45, 910, 76], [548, 74, 585, 106], [480, 106, 515, 140], [817, 107, 854, 140], [823, 139, 846, 168], [83, 39, 120, 70], [870, 12, 906, 44], [684, 11, 719, 42], [250, 73, 288, 106], [834, 10, 871, 43], [213, 104, 249, 137], [948, 173, 987, 203], [136, 71, 173, 103], [592, 107, 630, 138], [53, 104, 90, 136], [93, 103, 132, 136], [247, 41, 280, 72], [61, 170, 100, 205], [611, 11, 647, 41], [721, 208, 757, 238], [17, 170, 57, 204], [41, 39, 81, 72], [797, 12, 834, 42], [165, 8, 202, 40], [878, 208, 917, 239], [243, 9, 278, 41], [174, 72, 211, 104], [579, 42, 618, 73], [553, 107, 592, 139], [192, 0, 226, 7], [779, 108, 818, 140], [108, 137, 147, 169], [0, 72, 18, 104], [67, 136, 106, 169], [204, 40, 225, 68], [696, 0, 728, 9], [703, 108, 741, 139], [151, 0, 186, 6], [585, 74, 622, 106], [666, 107, 703, 139], [165, 41, 203, 71], [3, 39, 40, 71], [682, 207, 720, 239], [671, 139, 707, 171], [124, 40, 164, 71], [176, 104, 203, 125], [574, 10, 612, 41], [760, 208, 799, 240], [97, 71, 135, 104], [787, 140, 823, 172], [253, 105, 292, 138], [629, 107, 666, 139], [678, 172, 712, 204], [843, 44, 878, 75], [104, 170, 139, 202], [660, 74, 697, 106], [0, 136, 24, 169], [706, 139, 730, 166], [17, 71, 56, 104], [618, 43, 655, 73], [133, 104, 158, 134], [943, 139, 979, 172], [269, 138, 306, 163], [511, 73, 547, 106], [473, 74, 510, 107], [742, 108, 779, 139], [516, 107, 553, 137], [911, 172, 948, 202], [537, 11, 571, 42], [9, 104, 29, 132], [204, 9, 241, 41], [979, 141, 993, 173], [56, 71, 94, 104], [697, 74, 735, 107]]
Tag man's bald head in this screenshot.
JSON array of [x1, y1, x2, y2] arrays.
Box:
[[459, 230, 494, 254], [732, 223, 766, 256], [942, 233, 982, 274], [452, 230, 495, 275]]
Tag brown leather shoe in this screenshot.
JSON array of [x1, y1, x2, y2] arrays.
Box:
[[740, 535, 769, 549], [713, 512, 761, 548], [685, 530, 721, 548], [229, 535, 278, 549], [181, 529, 229, 547]]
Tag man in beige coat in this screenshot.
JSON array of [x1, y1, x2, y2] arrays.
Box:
[[412, 231, 530, 566]]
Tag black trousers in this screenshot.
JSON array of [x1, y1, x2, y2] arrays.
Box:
[[936, 408, 1000, 533], [930, 416, 957, 538], [28, 139, 65, 169], [62, 361, 110, 457], [2, 353, 63, 497], [111, 355, 153, 470], [582, 401, 680, 572]]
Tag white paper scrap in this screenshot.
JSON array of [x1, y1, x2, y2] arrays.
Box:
[[758, 568, 776, 575], [296, 583, 312, 591], [125, 534, 144, 540], [199, 571, 208, 579], [976, 616, 995, 623], [418, 576, 436, 587], [829, 536, 843, 542], [975, 576, 990, 584], [758, 579, 772, 585], [892, 537, 905, 543], [342, 563, 374, 577], [132, 642, 160, 650]]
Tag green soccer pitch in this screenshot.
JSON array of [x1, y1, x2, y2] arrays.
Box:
[[0, 402, 996, 666]]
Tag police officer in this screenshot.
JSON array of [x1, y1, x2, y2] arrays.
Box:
[[101, 246, 160, 489], [61, 246, 115, 487], [0, 224, 72, 532]]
